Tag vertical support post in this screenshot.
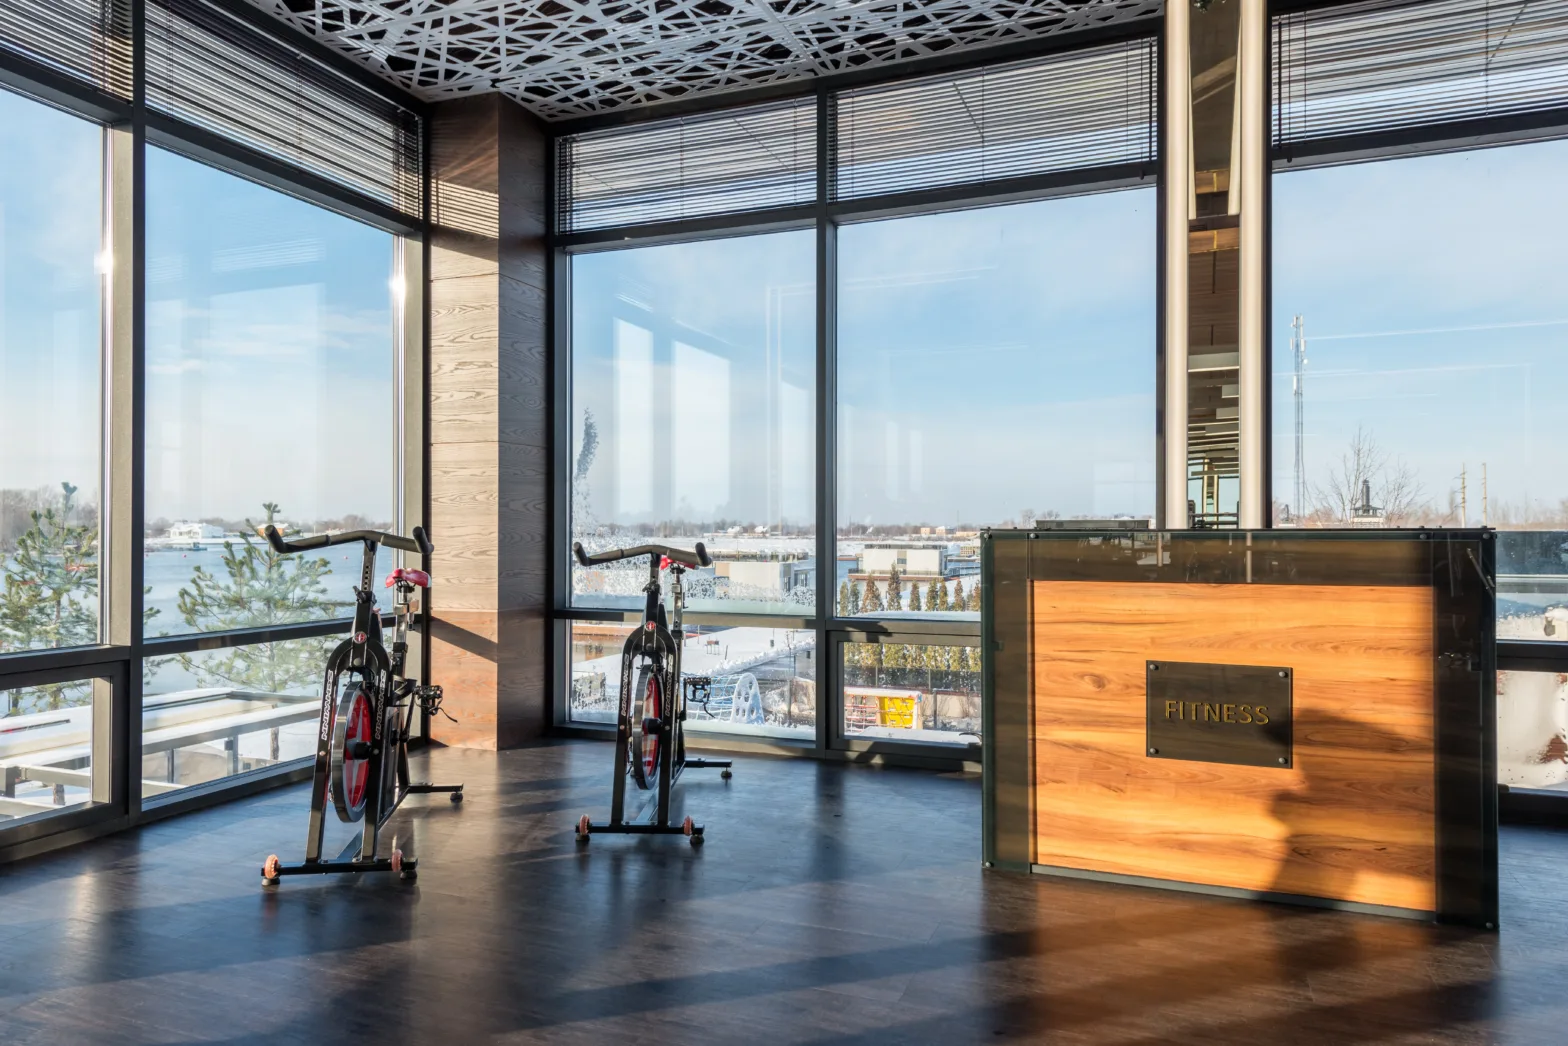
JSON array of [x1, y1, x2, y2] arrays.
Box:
[[549, 241, 573, 728], [397, 236, 427, 733], [1162, 2, 1192, 530], [105, 0, 147, 818], [425, 96, 551, 748], [1237, 0, 1268, 528], [100, 122, 136, 812], [813, 84, 836, 754]]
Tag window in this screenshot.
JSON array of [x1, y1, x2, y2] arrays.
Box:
[[1499, 670, 1568, 792], [141, 637, 330, 793], [841, 639, 980, 746], [0, 676, 109, 821], [835, 190, 1157, 619], [570, 622, 815, 740], [144, 146, 399, 638], [1271, 139, 1568, 637], [0, 88, 105, 657], [569, 231, 816, 615]]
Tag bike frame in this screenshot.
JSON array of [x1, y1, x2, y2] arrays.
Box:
[[263, 524, 461, 881], [574, 540, 730, 842], [303, 538, 398, 864], [608, 554, 688, 825]]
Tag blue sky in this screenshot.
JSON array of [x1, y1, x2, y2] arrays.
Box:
[[1272, 138, 1568, 520], [10, 78, 1567, 534], [571, 187, 1156, 530], [572, 232, 817, 529], [0, 88, 102, 504], [2, 87, 398, 526]]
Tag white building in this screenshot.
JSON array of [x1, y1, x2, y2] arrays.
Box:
[[861, 544, 952, 577], [166, 522, 226, 542]]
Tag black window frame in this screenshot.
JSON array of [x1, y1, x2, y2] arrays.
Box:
[[0, 0, 432, 864], [548, 18, 1164, 768]]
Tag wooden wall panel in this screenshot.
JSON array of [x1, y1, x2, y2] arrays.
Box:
[[428, 95, 550, 749], [1031, 580, 1436, 912]]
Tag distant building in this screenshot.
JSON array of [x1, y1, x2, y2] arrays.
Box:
[[167, 522, 226, 542], [712, 556, 814, 594], [1349, 480, 1385, 529], [862, 544, 943, 578], [149, 521, 230, 548]]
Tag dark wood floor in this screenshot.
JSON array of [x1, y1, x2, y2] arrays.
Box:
[[0, 741, 1564, 1045]]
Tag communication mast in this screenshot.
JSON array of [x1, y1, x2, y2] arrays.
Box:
[[1291, 315, 1307, 519]]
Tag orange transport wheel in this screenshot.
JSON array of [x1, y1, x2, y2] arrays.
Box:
[[576, 814, 591, 843], [262, 854, 281, 885]]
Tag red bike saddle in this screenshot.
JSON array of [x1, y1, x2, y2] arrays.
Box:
[[385, 567, 431, 588]]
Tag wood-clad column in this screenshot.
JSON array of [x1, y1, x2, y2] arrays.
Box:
[[427, 96, 549, 749]]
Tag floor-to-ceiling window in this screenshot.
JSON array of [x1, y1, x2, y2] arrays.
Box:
[[567, 231, 817, 739], [0, 86, 108, 821], [555, 36, 1159, 755], [141, 147, 400, 792], [834, 190, 1155, 745], [1273, 138, 1568, 794], [0, 0, 424, 851], [836, 191, 1157, 621]]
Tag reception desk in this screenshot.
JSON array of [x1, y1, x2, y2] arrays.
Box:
[[981, 529, 1498, 927]]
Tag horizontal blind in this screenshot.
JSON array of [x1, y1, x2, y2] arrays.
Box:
[[146, 0, 423, 216], [558, 97, 817, 232], [1275, 0, 1568, 148], [0, 0, 131, 97], [834, 38, 1158, 201]]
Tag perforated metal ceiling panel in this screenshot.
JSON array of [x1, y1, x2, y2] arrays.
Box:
[[246, 0, 1162, 120]]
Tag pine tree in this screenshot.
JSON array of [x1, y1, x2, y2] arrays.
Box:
[[952, 577, 965, 611], [883, 642, 906, 670], [888, 565, 902, 611], [849, 581, 862, 615], [967, 584, 981, 613], [862, 578, 883, 614], [0, 484, 99, 712], [175, 503, 351, 694], [838, 580, 851, 617], [935, 579, 950, 611], [908, 581, 922, 614]]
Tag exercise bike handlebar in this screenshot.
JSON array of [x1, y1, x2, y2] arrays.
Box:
[[573, 541, 711, 569], [264, 524, 434, 557]]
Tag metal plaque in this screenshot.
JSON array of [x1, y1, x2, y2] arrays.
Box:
[[1146, 661, 1293, 769]]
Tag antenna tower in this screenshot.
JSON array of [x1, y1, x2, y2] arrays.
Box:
[[1292, 315, 1307, 518]]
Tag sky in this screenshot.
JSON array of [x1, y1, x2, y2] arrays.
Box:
[[571, 188, 1157, 532], [1272, 138, 1568, 521], [10, 76, 1568, 537], [1, 86, 399, 527], [0, 88, 103, 505]]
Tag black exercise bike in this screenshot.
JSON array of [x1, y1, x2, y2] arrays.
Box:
[[260, 524, 463, 885], [572, 540, 731, 847]]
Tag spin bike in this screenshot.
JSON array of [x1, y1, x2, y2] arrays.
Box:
[[260, 524, 463, 885], [572, 541, 731, 848]]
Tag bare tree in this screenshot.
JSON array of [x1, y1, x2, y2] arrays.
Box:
[[1312, 425, 1427, 525]]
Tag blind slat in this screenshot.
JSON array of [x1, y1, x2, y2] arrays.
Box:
[[1274, 0, 1568, 148], [0, 0, 131, 97], [834, 38, 1158, 201], [146, 0, 423, 217], [558, 98, 817, 232]]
